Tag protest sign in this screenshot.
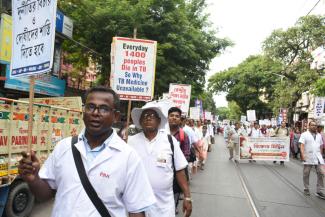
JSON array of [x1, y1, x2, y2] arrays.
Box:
[[239, 136, 290, 161], [204, 111, 212, 120], [314, 97, 325, 119], [241, 116, 246, 123], [110, 37, 157, 101], [247, 110, 256, 121], [190, 107, 200, 120], [11, 0, 58, 77], [169, 84, 191, 114]]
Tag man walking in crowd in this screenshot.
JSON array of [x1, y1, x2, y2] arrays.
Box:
[[207, 120, 215, 151], [168, 107, 191, 210], [299, 120, 325, 199], [129, 104, 192, 217], [169, 107, 191, 161], [248, 122, 262, 138], [182, 118, 199, 179], [18, 87, 156, 217], [274, 121, 289, 165], [228, 122, 242, 161]]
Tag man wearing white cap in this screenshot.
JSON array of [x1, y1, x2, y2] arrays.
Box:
[[128, 104, 192, 217]]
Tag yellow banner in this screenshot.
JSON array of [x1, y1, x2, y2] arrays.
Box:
[[0, 14, 12, 62]]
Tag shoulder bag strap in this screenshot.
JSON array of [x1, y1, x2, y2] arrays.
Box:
[[168, 135, 176, 174], [71, 136, 111, 217]]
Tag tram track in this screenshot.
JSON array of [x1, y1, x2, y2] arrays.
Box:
[[233, 159, 325, 217], [263, 162, 325, 217], [233, 161, 263, 217]]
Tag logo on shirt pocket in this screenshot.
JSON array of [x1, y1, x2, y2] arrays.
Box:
[[100, 171, 110, 178]]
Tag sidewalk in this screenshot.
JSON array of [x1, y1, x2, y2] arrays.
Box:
[[177, 135, 254, 217]]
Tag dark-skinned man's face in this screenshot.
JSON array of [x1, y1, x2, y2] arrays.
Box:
[[140, 109, 161, 133], [168, 111, 181, 128], [83, 91, 119, 137], [309, 121, 317, 133]]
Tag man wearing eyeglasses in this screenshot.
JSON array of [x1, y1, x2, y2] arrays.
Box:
[[128, 104, 192, 217], [18, 86, 156, 217]]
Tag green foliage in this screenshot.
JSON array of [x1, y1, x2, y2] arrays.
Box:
[[262, 15, 325, 113], [209, 15, 325, 118], [208, 55, 282, 118], [59, 0, 231, 98], [313, 77, 325, 96], [215, 107, 229, 120], [228, 101, 242, 120]]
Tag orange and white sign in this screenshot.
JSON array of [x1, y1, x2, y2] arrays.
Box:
[[169, 84, 191, 115]]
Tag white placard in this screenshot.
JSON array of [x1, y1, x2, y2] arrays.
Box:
[[11, 0, 58, 77], [111, 37, 157, 101], [314, 97, 325, 119], [205, 111, 212, 120], [169, 84, 191, 115], [190, 107, 200, 120], [264, 119, 271, 126], [247, 110, 256, 121], [241, 116, 246, 123]]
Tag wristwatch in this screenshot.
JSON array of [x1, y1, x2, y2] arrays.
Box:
[[184, 197, 193, 202]]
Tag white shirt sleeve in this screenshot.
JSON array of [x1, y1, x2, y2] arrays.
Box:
[[299, 133, 306, 144], [171, 136, 188, 171], [122, 150, 156, 213], [39, 148, 58, 190]]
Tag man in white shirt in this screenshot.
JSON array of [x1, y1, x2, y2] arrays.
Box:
[[248, 123, 261, 138], [299, 120, 325, 199], [129, 104, 192, 217], [18, 87, 156, 217]]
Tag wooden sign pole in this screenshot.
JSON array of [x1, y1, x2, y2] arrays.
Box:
[[125, 27, 137, 142], [27, 76, 35, 155]]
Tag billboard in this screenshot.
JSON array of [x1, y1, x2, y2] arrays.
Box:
[[0, 14, 12, 62], [5, 69, 66, 96]]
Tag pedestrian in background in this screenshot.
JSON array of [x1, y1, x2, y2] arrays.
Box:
[[299, 120, 325, 199], [228, 122, 241, 161], [274, 121, 289, 165], [18, 87, 156, 217], [291, 127, 301, 159]]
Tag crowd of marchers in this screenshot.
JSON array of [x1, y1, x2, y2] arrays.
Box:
[[17, 86, 218, 217], [223, 120, 325, 200]]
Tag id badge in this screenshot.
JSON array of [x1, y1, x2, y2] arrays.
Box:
[[156, 152, 168, 167]]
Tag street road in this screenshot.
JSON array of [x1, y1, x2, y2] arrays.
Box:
[[31, 135, 325, 217]]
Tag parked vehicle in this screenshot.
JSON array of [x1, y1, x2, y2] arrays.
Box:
[[0, 97, 84, 217]]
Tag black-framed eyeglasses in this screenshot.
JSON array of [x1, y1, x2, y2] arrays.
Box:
[[141, 113, 159, 120], [84, 103, 115, 115]]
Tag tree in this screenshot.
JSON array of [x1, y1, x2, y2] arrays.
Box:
[[262, 15, 325, 113], [208, 55, 282, 118], [215, 107, 229, 120], [59, 0, 232, 99], [228, 101, 242, 121]]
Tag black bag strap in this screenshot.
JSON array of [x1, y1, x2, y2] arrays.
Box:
[[168, 135, 176, 174], [71, 136, 111, 217]]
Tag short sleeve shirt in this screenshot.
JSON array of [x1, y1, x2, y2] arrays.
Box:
[[39, 130, 156, 217], [299, 131, 324, 165], [128, 131, 188, 217]]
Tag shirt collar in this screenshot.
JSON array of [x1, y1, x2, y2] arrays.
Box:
[[79, 128, 122, 151]]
